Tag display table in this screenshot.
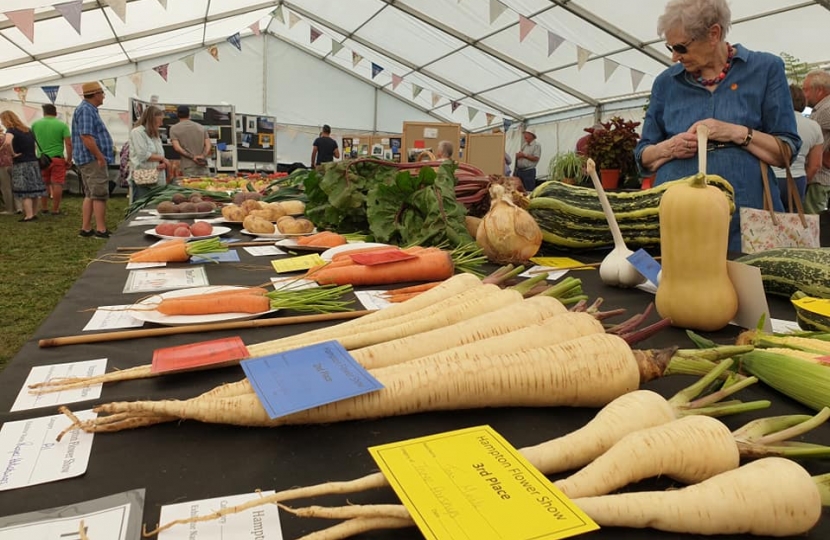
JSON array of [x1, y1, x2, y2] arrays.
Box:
[[0, 216, 828, 540]]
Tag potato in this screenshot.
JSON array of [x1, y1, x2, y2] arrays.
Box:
[[293, 218, 315, 233], [277, 216, 295, 227], [281, 200, 306, 216], [221, 205, 245, 222], [243, 215, 276, 234], [280, 218, 314, 234], [249, 209, 274, 221], [266, 202, 287, 219], [240, 199, 261, 214]]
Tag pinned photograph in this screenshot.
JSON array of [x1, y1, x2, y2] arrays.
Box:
[[245, 116, 257, 133], [235, 116, 243, 131], [258, 117, 275, 131], [258, 133, 274, 148], [218, 149, 237, 170], [241, 133, 252, 148]]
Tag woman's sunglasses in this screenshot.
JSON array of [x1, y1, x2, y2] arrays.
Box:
[[665, 38, 694, 54]]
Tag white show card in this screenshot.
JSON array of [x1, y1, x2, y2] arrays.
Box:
[[129, 219, 163, 227], [246, 246, 286, 257], [158, 491, 282, 540], [0, 502, 132, 540], [270, 277, 319, 291], [771, 318, 800, 334], [0, 410, 96, 491], [83, 305, 145, 331], [123, 266, 209, 294], [11, 359, 107, 412], [518, 266, 569, 281], [355, 290, 393, 310], [125, 262, 166, 270]]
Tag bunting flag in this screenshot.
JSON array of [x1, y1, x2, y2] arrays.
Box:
[[431, 93, 441, 107], [451, 101, 461, 113], [630, 68, 645, 91], [310, 27, 322, 43], [227, 32, 242, 51], [547, 30, 565, 57], [208, 45, 220, 61], [288, 12, 301, 29], [118, 111, 131, 126], [503, 118, 512, 132], [71, 83, 85, 97], [101, 77, 117, 95], [153, 63, 169, 82], [603, 58, 619, 82], [271, 5, 285, 24], [183, 53, 196, 71], [518, 15, 536, 42], [486, 112, 495, 125], [22, 105, 39, 123], [13, 87, 28, 104], [489, 0, 508, 24], [468, 107, 479, 122], [331, 41, 344, 56], [287, 127, 298, 141], [55, 0, 83, 35], [41, 85, 60, 104], [576, 46, 591, 70], [5, 9, 35, 43], [352, 51, 363, 67], [391, 74, 403, 90], [128, 72, 143, 93], [107, 0, 127, 23], [412, 84, 423, 100], [157, 0, 168, 8], [371, 62, 384, 79], [250, 21, 261, 36]]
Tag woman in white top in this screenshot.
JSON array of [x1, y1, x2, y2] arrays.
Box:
[[128, 105, 169, 203]]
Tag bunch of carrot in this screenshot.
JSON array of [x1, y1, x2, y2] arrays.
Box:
[[296, 231, 347, 248], [305, 246, 454, 286], [129, 237, 227, 263]]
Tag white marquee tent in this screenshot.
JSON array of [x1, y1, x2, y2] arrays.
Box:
[[1, 0, 828, 166]]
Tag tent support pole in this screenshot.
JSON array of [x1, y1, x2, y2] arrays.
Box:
[[373, 88, 379, 134], [263, 33, 269, 115]]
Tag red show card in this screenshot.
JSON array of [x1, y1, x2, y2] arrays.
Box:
[[152, 336, 250, 374], [350, 250, 417, 266]]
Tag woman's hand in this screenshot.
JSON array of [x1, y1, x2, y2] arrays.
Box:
[[663, 133, 698, 160], [687, 119, 744, 144]]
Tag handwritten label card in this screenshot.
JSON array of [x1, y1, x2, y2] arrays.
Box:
[[189, 250, 241, 264], [0, 410, 96, 491], [271, 254, 325, 273], [626, 249, 660, 285], [355, 290, 393, 311], [83, 306, 145, 331], [157, 491, 282, 540], [727, 261, 772, 332], [125, 261, 166, 270], [518, 267, 569, 282], [123, 266, 209, 294], [11, 359, 107, 412], [370, 425, 598, 540], [771, 318, 801, 334], [241, 341, 384, 419], [270, 278, 319, 291], [152, 337, 249, 374], [245, 246, 286, 257], [530, 257, 591, 270]]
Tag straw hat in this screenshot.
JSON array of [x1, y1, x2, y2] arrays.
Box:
[[82, 82, 104, 97]]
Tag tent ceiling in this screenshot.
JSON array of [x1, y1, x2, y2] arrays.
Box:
[[1, 0, 829, 129]]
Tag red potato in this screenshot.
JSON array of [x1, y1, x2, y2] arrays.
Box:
[[155, 222, 179, 236], [173, 225, 192, 237], [190, 221, 213, 237]]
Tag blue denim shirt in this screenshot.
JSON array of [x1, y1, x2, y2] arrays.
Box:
[[635, 44, 800, 251], [71, 100, 114, 166]]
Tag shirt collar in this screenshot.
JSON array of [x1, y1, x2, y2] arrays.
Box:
[[814, 94, 830, 112]]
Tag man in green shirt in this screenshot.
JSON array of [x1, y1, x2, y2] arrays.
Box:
[[31, 104, 72, 215]]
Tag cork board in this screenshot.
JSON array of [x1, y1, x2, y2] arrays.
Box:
[[401, 122, 462, 162], [466, 132, 506, 175]]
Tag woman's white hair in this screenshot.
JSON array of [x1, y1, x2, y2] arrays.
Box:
[[657, 0, 732, 40]]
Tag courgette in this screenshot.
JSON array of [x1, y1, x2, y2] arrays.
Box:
[[736, 248, 830, 298], [791, 291, 830, 332], [528, 175, 735, 251]]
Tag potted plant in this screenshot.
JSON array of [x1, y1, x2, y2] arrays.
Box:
[[584, 117, 641, 190], [548, 151, 586, 185]]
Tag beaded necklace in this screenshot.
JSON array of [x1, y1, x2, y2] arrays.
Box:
[[695, 43, 734, 86]]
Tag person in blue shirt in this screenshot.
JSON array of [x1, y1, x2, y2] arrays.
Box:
[[635, 0, 800, 252], [72, 81, 114, 239]]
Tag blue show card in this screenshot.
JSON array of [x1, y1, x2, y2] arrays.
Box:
[[241, 341, 385, 419], [626, 248, 661, 284], [190, 250, 241, 264]]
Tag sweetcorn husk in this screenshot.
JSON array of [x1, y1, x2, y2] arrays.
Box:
[[740, 350, 830, 412]]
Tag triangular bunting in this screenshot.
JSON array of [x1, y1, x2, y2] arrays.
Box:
[[391, 74, 403, 90], [41, 85, 60, 104], [183, 54, 196, 71], [412, 84, 423, 100], [576, 46, 591, 70], [310, 27, 322, 43], [119, 111, 131, 126], [128, 72, 143, 92], [271, 5, 285, 24], [468, 107, 479, 122], [331, 41, 344, 56], [630, 68, 645, 91], [71, 83, 85, 98], [371, 63, 384, 79], [227, 32, 242, 51], [101, 77, 117, 95], [603, 58, 619, 82], [518, 16, 536, 42], [451, 101, 461, 113], [547, 30, 565, 57], [486, 112, 495, 125], [106, 0, 127, 24], [489, 0, 508, 24], [13, 87, 28, 105], [503, 118, 512, 132], [432, 93, 441, 107], [250, 21, 261, 36], [208, 45, 220, 61], [288, 12, 301, 29], [5, 9, 35, 43], [152, 63, 169, 82], [22, 105, 38, 123], [287, 128, 298, 141], [352, 51, 363, 68], [54, 0, 82, 35], [156, 0, 168, 8]]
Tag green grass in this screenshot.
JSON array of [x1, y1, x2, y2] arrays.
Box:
[[0, 193, 129, 371]]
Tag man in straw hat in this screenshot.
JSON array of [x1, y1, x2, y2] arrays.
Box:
[[71, 81, 114, 238], [515, 129, 541, 191]]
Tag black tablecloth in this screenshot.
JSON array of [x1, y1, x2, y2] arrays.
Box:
[[1, 218, 828, 540]]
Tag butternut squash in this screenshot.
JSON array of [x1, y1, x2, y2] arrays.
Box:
[[655, 172, 738, 331]]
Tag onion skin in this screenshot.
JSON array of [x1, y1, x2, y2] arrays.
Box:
[[476, 184, 543, 264]]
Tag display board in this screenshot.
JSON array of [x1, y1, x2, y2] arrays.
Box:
[[465, 132, 506, 175], [401, 122, 461, 162], [340, 134, 402, 161], [235, 113, 276, 168], [129, 99, 235, 173]]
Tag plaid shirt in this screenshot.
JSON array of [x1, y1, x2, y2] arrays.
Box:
[[71, 100, 114, 166], [810, 95, 830, 187]]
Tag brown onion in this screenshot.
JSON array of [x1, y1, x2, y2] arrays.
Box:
[[475, 184, 542, 264]]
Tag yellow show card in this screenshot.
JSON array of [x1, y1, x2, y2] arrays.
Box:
[[369, 425, 598, 540], [530, 257, 592, 270], [271, 254, 325, 273], [792, 296, 830, 317]]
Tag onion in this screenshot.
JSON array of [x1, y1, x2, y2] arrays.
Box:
[[475, 184, 543, 264]]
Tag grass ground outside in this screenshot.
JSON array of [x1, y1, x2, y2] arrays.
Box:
[[0, 193, 129, 371]]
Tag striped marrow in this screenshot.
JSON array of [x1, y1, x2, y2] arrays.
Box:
[[791, 292, 830, 333], [736, 248, 830, 298]]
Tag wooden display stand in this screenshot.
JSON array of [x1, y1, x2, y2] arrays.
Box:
[[465, 132, 506, 175], [341, 134, 403, 161], [401, 122, 461, 163]]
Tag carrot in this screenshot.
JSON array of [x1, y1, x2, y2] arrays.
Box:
[[188, 287, 268, 299], [129, 239, 189, 263], [385, 292, 421, 303], [309, 249, 454, 286], [330, 246, 400, 263], [297, 231, 337, 245], [156, 294, 271, 315], [382, 282, 443, 296], [306, 234, 347, 248]]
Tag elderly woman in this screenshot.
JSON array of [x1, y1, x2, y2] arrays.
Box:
[[635, 0, 800, 251], [128, 105, 168, 203]]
